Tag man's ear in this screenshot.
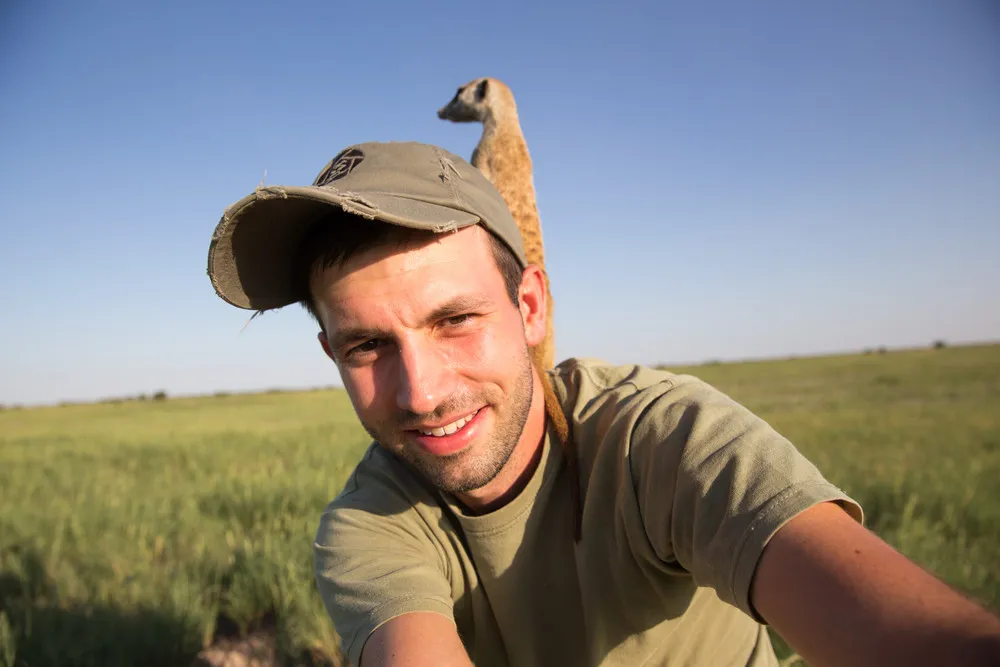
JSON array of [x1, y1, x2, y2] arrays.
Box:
[[318, 330, 337, 363], [517, 264, 548, 348]]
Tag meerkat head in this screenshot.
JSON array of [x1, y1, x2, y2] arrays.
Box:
[[437, 78, 494, 123]]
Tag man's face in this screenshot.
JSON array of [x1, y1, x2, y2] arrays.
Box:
[[311, 225, 546, 495]]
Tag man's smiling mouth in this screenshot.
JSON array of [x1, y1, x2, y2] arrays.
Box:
[[417, 409, 481, 437]]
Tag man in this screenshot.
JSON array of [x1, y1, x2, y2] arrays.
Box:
[[207, 141, 1000, 667]]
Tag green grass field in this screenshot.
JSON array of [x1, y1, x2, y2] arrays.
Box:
[[1, 343, 998, 666]]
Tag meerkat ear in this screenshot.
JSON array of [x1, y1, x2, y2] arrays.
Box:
[[475, 79, 489, 101]]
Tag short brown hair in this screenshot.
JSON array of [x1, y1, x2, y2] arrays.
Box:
[[294, 215, 523, 329]]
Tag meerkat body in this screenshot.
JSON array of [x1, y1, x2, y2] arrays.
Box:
[[437, 77, 555, 370], [439, 78, 580, 539]]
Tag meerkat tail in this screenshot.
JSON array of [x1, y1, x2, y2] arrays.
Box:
[[539, 370, 569, 445], [534, 353, 581, 542]]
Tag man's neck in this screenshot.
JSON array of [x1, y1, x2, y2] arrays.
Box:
[[453, 369, 547, 515]]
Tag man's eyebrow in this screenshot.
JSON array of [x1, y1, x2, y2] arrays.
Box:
[[330, 326, 387, 352], [424, 295, 494, 324], [330, 295, 495, 352]]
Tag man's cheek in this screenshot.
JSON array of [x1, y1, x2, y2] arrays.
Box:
[[448, 327, 507, 368], [341, 368, 380, 417]]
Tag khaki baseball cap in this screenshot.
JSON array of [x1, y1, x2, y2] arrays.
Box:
[[207, 141, 528, 311]]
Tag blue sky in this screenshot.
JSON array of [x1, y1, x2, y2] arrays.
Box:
[[1, 0, 998, 406]]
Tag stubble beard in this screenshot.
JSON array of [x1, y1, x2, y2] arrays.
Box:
[[364, 348, 535, 495]]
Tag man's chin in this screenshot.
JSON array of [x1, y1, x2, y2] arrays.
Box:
[[398, 445, 506, 495], [410, 452, 489, 494]]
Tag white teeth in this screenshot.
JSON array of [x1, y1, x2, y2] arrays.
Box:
[[419, 409, 479, 437]]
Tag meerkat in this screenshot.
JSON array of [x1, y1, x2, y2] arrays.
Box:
[[438, 77, 581, 540], [437, 78, 555, 370]]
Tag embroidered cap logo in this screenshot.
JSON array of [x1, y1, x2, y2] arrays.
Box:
[[314, 148, 365, 187]]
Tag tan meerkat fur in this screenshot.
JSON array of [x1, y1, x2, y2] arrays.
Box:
[[438, 77, 580, 540], [437, 78, 556, 369]]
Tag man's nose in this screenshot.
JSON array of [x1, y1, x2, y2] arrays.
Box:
[[395, 337, 451, 416]]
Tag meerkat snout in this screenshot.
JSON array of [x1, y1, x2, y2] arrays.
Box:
[[437, 88, 462, 120], [437, 80, 491, 123]]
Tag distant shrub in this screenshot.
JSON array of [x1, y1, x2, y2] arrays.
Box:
[[214, 391, 231, 398], [152, 391, 168, 401], [933, 340, 947, 350], [863, 348, 874, 355], [877, 346, 888, 355]]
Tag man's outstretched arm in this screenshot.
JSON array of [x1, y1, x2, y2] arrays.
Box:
[[359, 612, 473, 667], [751, 501, 1000, 667]]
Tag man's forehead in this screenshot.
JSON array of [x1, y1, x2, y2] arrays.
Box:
[[334, 224, 490, 277], [313, 225, 500, 320]]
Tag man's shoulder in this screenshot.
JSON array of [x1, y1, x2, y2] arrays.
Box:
[[313, 446, 460, 666], [551, 356, 676, 383], [318, 442, 448, 538], [548, 357, 725, 418], [546, 357, 759, 470]]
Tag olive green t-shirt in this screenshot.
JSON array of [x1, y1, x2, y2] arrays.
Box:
[[314, 359, 864, 666]]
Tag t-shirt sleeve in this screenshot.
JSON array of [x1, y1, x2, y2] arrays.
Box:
[[626, 373, 864, 622], [313, 450, 457, 666]]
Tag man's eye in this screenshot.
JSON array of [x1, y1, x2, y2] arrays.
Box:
[[350, 339, 382, 355], [444, 314, 472, 327]]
